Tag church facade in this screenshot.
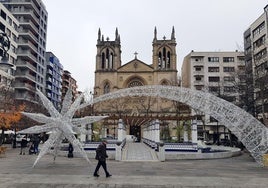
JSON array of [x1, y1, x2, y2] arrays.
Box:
[[93, 27, 182, 140], [94, 27, 178, 97]]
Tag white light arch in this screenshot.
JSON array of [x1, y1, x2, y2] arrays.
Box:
[[80, 85, 268, 166]]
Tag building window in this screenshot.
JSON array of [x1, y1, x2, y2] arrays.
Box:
[[223, 76, 235, 82], [224, 86, 235, 92], [253, 22, 265, 38], [223, 57, 234, 62], [223, 67, 235, 72], [208, 76, 220, 82], [208, 57, 219, 62], [208, 67, 219, 72], [254, 48, 267, 64], [195, 77, 202, 81], [195, 85, 203, 90], [0, 10, 6, 20], [253, 35, 266, 50], [101, 48, 114, 69], [195, 67, 202, 71], [209, 86, 220, 93], [158, 47, 171, 69], [104, 83, 110, 94]]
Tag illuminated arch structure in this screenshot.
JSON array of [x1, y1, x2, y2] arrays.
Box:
[[81, 85, 268, 166]]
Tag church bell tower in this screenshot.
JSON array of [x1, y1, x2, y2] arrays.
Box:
[[152, 26, 177, 71], [95, 28, 122, 72]]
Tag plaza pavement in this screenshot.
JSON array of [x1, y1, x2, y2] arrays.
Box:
[[0, 144, 267, 188]]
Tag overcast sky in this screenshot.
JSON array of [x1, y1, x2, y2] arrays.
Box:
[[43, 0, 268, 91]]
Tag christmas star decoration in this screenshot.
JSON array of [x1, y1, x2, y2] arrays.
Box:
[[19, 88, 107, 167]]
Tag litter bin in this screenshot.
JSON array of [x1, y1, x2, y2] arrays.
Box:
[[263, 154, 268, 167]]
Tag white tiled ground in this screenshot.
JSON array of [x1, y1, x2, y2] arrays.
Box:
[[123, 142, 158, 161]]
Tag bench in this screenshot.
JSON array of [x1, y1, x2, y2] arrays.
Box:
[[0, 146, 7, 156]]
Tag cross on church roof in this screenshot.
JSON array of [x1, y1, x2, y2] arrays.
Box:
[[134, 51, 138, 59]]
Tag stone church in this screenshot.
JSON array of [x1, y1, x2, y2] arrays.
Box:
[[93, 27, 182, 140]]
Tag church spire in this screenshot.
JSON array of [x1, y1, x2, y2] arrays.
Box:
[[98, 28, 101, 41], [154, 26, 157, 40], [115, 27, 119, 41], [171, 26, 175, 40]]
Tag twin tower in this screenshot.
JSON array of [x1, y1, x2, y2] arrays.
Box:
[[94, 27, 178, 96]]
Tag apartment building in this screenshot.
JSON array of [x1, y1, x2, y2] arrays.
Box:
[[243, 4, 268, 123], [1, 0, 48, 103], [181, 51, 245, 141], [0, 3, 19, 88], [45, 52, 63, 110], [62, 70, 78, 102]]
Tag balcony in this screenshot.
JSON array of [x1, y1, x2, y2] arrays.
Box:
[[17, 38, 38, 53], [19, 19, 39, 35], [14, 82, 35, 91], [193, 80, 204, 85], [47, 62, 54, 68], [193, 70, 204, 75], [18, 28, 38, 44], [16, 61, 36, 72], [11, 8, 39, 25], [46, 77, 52, 83], [47, 69, 53, 75], [15, 71, 36, 82], [17, 49, 37, 62]]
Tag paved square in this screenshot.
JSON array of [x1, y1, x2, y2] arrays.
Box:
[[0, 145, 267, 187]]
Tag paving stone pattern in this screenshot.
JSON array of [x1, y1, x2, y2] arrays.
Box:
[[0, 144, 268, 187]]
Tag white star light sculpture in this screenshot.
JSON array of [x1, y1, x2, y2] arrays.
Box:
[[19, 88, 107, 167]]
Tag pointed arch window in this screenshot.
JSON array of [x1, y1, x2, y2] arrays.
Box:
[[167, 52, 171, 68], [158, 47, 171, 69], [101, 48, 114, 70], [104, 82, 110, 94], [101, 53, 105, 69]]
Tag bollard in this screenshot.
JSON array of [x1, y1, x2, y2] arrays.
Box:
[[115, 141, 122, 161], [157, 142, 165, 162]]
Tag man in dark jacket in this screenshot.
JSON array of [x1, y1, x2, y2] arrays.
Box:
[[20, 136, 28, 155], [93, 140, 112, 177]]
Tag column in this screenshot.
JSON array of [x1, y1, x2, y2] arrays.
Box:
[[183, 122, 188, 142], [79, 123, 86, 142], [155, 119, 160, 143], [87, 124, 92, 142], [115, 142, 122, 161], [117, 119, 124, 141], [191, 119, 198, 143]]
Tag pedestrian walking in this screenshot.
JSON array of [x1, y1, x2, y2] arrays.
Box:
[[33, 135, 40, 154], [20, 136, 28, 155], [68, 143, 73, 158], [93, 140, 112, 177]]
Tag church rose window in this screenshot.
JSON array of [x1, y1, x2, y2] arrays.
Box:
[[128, 80, 143, 87]]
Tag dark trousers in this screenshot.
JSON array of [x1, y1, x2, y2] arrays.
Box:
[[94, 160, 109, 175]]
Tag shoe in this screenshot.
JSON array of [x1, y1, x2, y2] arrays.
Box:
[[93, 174, 99, 177], [106, 174, 112, 178]]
